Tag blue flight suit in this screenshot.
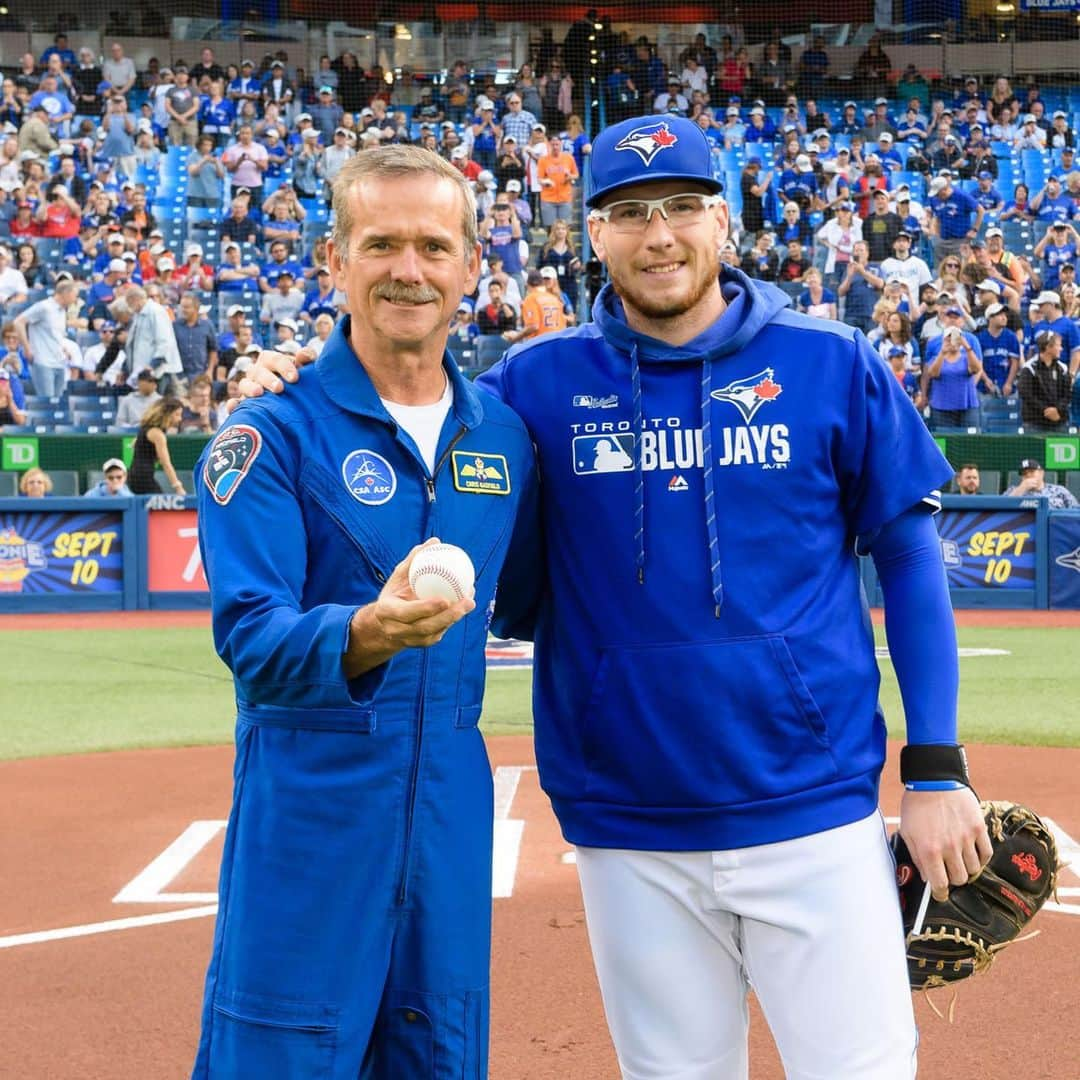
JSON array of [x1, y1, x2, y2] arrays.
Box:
[[191, 316, 540, 1079]]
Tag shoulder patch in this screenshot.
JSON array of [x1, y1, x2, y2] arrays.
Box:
[[204, 425, 262, 506], [452, 451, 511, 495]]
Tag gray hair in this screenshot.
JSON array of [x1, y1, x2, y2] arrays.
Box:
[[330, 144, 478, 260], [108, 295, 131, 321]]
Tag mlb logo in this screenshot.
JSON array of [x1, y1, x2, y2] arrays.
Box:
[[573, 433, 636, 475]]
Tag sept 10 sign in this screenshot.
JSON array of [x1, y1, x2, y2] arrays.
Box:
[[0, 510, 123, 595], [938, 507, 1036, 590]]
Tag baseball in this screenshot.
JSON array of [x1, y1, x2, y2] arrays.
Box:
[[408, 543, 476, 603]]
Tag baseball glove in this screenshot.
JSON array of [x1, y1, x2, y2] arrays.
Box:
[[891, 801, 1058, 991]]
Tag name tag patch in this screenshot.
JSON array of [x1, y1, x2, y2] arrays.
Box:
[[452, 451, 511, 495]]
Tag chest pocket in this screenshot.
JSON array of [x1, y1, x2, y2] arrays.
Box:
[[300, 457, 401, 584]]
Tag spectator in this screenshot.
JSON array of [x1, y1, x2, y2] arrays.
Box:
[[260, 60, 294, 114], [114, 363, 160, 421], [0, 368, 26, 427], [103, 43, 137, 96], [449, 301, 478, 343], [190, 47, 224, 85], [476, 279, 518, 337], [739, 158, 772, 237], [970, 170, 1004, 213], [306, 313, 335, 358], [922, 325, 985, 428], [539, 264, 575, 325], [1005, 456, 1078, 506], [123, 285, 183, 391], [223, 124, 268, 202], [18, 467, 52, 496], [536, 134, 578, 228], [501, 91, 538, 147], [300, 266, 340, 325], [838, 240, 883, 333], [854, 37, 891, 99], [0, 245, 28, 310], [85, 457, 132, 497], [128, 396, 186, 495], [654, 77, 689, 116], [1029, 289, 1080, 374], [779, 153, 818, 213], [181, 373, 218, 433], [216, 240, 261, 292], [798, 268, 837, 319], [864, 190, 903, 263], [165, 66, 199, 148], [13, 276, 76, 396], [778, 237, 810, 282], [1013, 114, 1046, 150], [537, 219, 582, 309], [229, 59, 262, 110], [741, 230, 780, 282], [955, 464, 982, 494], [1030, 175, 1074, 224], [260, 270, 304, 327], [219, 197, 260, 246], [927, 174, 983, 263], [173, 243, 214, 292], [976, 302, 1022, 394], [198, 78, 234, 149], [1033, 222, 1079, 294], [510, 268, 566, 341], [173, 292, 218, 384], [19, 105, 58, 159], [876, 310, 921, 373], [885, 346, 922, 406], [878, 230, 931, 310]]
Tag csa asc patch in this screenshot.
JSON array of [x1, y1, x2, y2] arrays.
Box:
[[452, 451, 511, 495], [573, 433, 635, 475], [342, 449, 397, 505], [204, 424, 262, 506]]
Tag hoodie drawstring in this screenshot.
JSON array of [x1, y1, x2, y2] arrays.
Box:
[[630, 343, 646, 584], [700, 359, 724, 617]]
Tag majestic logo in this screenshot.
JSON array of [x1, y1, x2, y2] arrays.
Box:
[[1055, 546, 1080, 573], [573, 433, 635, 475], [452, 451, 511, 495], [1011, 852, 1043, 882], [668, 475, 688, 492], [342, 449, 396, 506], [895, 864, 913, 888], [614, 122, 679, 166], [0, 528, 47, 592], [572, 394, 619, 409], [710, 369, 784, 423], [204, 425, 262, 506]]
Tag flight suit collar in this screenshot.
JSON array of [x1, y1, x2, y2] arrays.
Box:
[[316, 316, 485, 430]]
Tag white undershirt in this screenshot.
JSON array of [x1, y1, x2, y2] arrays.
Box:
[[380, 376, 453, 474]]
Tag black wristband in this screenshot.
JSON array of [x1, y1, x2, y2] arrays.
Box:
[[899, 743, 970, 785]]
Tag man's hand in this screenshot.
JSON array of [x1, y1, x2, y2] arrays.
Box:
[[1044, 406, 1061, 422], [227, 345, 318, 414], [344, 539, 475, 677], [899, 786, 993, 901]]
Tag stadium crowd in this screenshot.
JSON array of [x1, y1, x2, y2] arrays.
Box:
[[0, 26, 1079, 497]]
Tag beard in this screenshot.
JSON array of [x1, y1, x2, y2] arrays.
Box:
[[605, 242, 722, 322]]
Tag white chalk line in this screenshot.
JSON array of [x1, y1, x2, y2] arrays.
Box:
[[2, 767, 538, 949]]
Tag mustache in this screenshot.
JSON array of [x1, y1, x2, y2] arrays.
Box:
[[373, 281, 440, 304]]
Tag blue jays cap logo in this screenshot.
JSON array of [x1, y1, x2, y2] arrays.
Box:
[[614, 122, 679, 166], [710, 368, 783, 423], [342, 449, 397, 506], [204, 424, 262, 506]]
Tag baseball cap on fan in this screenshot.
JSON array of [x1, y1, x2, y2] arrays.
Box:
[[586, 114, 723, 207]]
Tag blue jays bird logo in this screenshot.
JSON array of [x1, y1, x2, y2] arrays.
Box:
[[1055, 546, 1080, 573], [710, 369, 783, 423], [614, 122, 679, 166]]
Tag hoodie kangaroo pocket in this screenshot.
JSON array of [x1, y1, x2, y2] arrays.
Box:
[[582, 636, 837, 808]]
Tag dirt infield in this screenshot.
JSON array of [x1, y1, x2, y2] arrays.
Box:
[[0, 736, 1076, 1079]]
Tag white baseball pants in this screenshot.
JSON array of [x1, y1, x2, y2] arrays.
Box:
[[575, 812, 918, 1080]]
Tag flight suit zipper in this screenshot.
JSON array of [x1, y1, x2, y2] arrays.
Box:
[[398, 426, 467, 905]]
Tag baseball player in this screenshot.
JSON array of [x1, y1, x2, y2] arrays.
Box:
[[190, 147, 540, 1078], [238, 118, 992, 1078]]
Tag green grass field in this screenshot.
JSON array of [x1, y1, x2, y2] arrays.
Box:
[[2, 625, 1077, 760]]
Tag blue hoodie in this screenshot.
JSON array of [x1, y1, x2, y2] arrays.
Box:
[[478, 267, 953, 851]]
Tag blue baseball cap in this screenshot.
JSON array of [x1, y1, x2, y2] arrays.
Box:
[[587, 114, 723, 208]]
